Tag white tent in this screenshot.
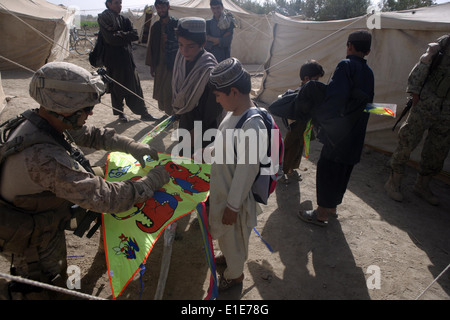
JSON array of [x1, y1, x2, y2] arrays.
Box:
[[0, 0, 75, 71], [0, 73, 6, 114], [135, 0, 273, 64], [255, 3, 450, 176]]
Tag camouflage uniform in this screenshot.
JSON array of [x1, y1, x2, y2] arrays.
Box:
[[390, 35, 450, 176], [0, 62, 168, 298], [0, 119, 167, 292]]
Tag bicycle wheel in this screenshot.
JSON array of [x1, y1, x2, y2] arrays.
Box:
[[75, 38, 94, 55]]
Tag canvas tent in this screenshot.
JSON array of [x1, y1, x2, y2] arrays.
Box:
[[0, 0, 75, 71], [255, 3, 450, 176], [134, 0, 273, 65], [0, 73, 6, 114]]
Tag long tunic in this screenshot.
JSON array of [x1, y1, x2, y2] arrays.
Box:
[[98, 9, 147, 114], [209, 108, 264, 240], [205, 17, 234, 63], [314, 55, 374, 165], [146, 17, 178, 115]]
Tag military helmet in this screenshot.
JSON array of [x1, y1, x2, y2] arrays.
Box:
[[29, 62, 105, 114]]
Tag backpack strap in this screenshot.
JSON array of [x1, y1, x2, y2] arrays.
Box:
[[235, 107, 266, 130], [234, 107, 275, 172]]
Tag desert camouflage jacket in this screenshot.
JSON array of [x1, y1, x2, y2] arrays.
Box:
[[407, 34, 450, 100], [0, 117, 153, 214]]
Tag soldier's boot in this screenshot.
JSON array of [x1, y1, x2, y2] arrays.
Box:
[[413, 174, 439, 206], [384, 171, 403, 202]]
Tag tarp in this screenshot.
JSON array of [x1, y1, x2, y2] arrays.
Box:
[[0, 0, 75, 71], [134, 0, 273, 64], [255, 3, 450, 175]]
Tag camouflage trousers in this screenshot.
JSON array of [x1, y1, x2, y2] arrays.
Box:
[[0, 228, 68, 299], [1, 229, 67, 281], [390, 96, 450, 176]]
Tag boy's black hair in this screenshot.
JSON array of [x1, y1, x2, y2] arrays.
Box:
[[347, 30, 372, 55], [209, 71, 251, 95], [347, 41, 371, 55], [299, 60, 324, 81], [210, 0, 223, 6]]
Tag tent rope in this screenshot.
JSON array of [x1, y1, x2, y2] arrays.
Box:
[[0, 3, 71, 56], [0, 54, 162, 123], [0, 272, 107, 300], [232, 13, 273, 39], [0, 55, 35, 74], [0, 3, 162, 115], [263, 13, 371, 75]]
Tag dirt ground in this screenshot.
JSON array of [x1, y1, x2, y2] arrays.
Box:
[[0, 45, 449, 301]]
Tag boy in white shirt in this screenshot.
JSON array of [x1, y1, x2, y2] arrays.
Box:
[[208, 58, 266, 291]]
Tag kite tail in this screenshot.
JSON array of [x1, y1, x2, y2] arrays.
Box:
[[196, 202, 218, 300], [303, 119, 313, 159]]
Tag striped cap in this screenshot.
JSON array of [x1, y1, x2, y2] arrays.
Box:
[[209, 57, 245, 89]]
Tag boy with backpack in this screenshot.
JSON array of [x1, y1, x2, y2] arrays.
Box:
[[280, 60, 324, 184], [207, 58, 281, 291], [299, 30, 374, 227]]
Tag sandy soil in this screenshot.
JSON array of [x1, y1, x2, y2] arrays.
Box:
[[0, 45, 449, 301]]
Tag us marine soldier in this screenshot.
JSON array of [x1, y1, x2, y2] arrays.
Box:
[[385, 34, 450, 205], [0, 62, 169, 298]]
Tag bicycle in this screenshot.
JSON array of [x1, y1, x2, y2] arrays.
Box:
[[69, 27, 94, 55]]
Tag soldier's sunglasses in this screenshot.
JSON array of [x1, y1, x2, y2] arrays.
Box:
[[83, 106, 94, 113]]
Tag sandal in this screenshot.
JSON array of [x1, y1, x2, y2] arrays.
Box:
[[287, 171, 302, 181], [218, 273, 244, 292], [215, 254, 227, 266], [298, 209, 328, 227], [279, 174, 290, 184]]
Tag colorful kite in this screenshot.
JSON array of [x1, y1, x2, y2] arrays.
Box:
[[302, 119, 313, 159], [102, 116, 216, 299], [365, 103, 397, 117]]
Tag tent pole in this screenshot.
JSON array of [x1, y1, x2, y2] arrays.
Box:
[[154, 222, 177, 300]]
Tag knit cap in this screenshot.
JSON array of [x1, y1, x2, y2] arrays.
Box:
[[209, 57, 246, 89], [177, 17, 206, 34]]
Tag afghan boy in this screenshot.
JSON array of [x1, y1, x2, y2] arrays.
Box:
[[208, 58, 266, 291], [172, 17, 223, 152], [299, 30, 374, 226], [281, 60, 324, 184]]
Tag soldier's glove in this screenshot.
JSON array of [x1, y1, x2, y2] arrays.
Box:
[[140, 165, 170, 191], [127, 142, 159, 168], [112, 135, 159, 167], [420, 43, 440, 65]]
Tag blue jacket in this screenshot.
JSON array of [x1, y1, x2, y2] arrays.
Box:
[[314, 55, 374, 165]]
